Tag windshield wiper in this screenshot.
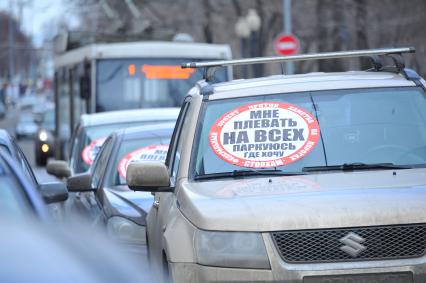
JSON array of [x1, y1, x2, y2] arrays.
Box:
[[302, 162, 413, 172], [194, 169, 307, 180]]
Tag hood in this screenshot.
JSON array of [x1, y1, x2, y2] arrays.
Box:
[[100, 185, 154, 226], [177, 168, 426, 232]]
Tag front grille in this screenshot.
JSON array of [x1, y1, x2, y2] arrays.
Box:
[[271, 223, 426, 263]]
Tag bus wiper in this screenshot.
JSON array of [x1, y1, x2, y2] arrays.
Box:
[[194, 169, 307, 180], [302, 162, 413, 172]]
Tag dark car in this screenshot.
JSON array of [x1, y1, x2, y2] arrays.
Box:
[[34, 108, 55, 166], [15, 113, 38, 139], [0, 129, 68, 208], [65, 123, 174, 248]]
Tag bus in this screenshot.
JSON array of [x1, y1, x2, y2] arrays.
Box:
[[52, 40, 232, 159]]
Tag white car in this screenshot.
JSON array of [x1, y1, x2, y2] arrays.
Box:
[[128, 47, 426, 282]]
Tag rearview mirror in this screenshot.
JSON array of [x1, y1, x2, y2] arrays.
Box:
[[127, 161, 171, 192], [67, 173, 93, 192], [38, 182, 68, 204], [46, 160, 71, 178]]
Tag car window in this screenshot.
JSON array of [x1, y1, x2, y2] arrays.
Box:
[[193, 87, 426, 177], [167, 101, 191, 181], [69, 124, 83, 173], [0, 159, 33, 217], [91, 137, 114, 189], [11, 140, 37, 185], [110, 135, 172, 186], [0, 176, 32, 217]]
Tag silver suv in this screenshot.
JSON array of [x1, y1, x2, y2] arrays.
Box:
[[128, 47, 426, 282]]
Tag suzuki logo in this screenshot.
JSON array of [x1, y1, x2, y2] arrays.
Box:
[[339, 232, 366, 257]]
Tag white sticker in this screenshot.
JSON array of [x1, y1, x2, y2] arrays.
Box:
[[118, 144, 169, 179], [209, 102, 320, 168], [81, 137, 106, 165]]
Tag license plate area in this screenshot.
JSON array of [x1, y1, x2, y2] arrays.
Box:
[[303, 272, 413, 283]]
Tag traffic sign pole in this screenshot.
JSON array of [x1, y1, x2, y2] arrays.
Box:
[[283, 0, 294, 74]]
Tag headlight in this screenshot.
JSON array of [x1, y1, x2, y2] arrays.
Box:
[[41, 144, 49, 153], [39, 130, 48, 141], [195, 230, 270, 269], [106, 216, 146, 245]]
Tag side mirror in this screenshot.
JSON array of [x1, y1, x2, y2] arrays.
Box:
[[127, 161, 171, 192], [79, 75, 91, 100], [38, 182, 69, 204], [46, 160, 71, 178], [67, 173, 93, 192]]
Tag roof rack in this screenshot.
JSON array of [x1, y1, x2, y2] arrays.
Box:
[[182, 47, 415, 82]]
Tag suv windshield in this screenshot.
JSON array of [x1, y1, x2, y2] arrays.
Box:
[[193, 87, 426, 177]]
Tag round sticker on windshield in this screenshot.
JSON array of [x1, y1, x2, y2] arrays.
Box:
[[209, 102, 320, 168], [81, 137, 107, 165], [118, 145, 169, 179]]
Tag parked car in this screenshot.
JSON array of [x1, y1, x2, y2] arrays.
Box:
[[34, 108, 55, 166], [0, 129, 68, 209], [65, 123, 174, 249], [47, 108, 179, 177], [15, 113, 38, 139], [19, 94, 39, 110], [127, 47, 426, 282]]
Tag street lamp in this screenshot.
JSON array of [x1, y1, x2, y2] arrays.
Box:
[[234, 9, 262, 78]]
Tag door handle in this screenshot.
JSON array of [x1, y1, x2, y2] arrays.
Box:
[[153, 200, 160, 209]]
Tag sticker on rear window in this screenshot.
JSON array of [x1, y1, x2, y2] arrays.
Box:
[[118, 145, 169, 179], [81, 137, 106, 165], [209, 102, 320, 168]]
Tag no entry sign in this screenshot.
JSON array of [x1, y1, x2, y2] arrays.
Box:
[[274, 33, 300, 56]]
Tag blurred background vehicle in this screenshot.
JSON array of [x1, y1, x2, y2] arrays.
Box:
[[15, 113, 38, 140], [52, 39, 232, 160], [65, 123, 174, 251], [19, 94, 39, 110], [34, 106, 55, 166]]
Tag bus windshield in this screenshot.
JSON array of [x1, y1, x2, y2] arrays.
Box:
[[96, 58, 227, 112]]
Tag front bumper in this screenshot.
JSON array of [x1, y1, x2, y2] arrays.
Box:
[[169, 233, 426, 283]]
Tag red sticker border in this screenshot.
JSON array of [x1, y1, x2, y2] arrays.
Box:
[[81, 137, 107, 165], [118, 144, 169, 179]]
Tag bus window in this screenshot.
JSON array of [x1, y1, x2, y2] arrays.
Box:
[[95, 58, 227, 112]]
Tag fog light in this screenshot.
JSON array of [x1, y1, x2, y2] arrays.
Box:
[[41, 144, 49, 153]]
